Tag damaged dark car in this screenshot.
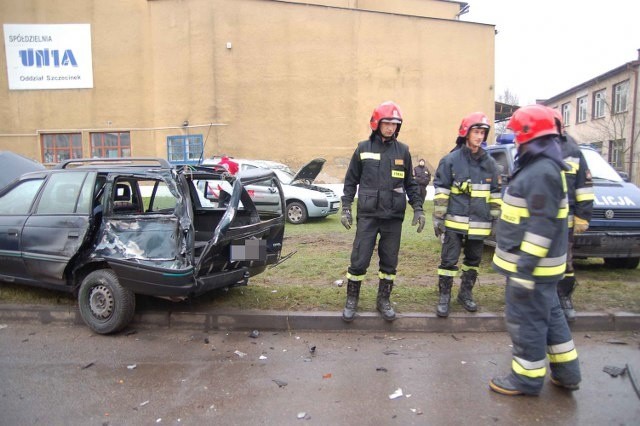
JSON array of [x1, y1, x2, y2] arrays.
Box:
[[0, 157, 286, 334]]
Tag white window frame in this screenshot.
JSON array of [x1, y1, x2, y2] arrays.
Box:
[[593, 89, 606, 118], [562, 103, 571, 127], [577, 96, 587, 123], [610, 139, 625, 169], [613, 80, 629, 114]]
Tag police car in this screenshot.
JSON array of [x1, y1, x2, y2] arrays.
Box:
[[486, 135, 640, 269]]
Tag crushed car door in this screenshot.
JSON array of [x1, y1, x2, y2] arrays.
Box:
[[195, 168, 285, 273], [22, 171, 95, 285]]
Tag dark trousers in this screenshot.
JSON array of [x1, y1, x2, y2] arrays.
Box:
[[438, 230, 484, 275], [418, 185, 427, 205], [505, 280, 581, 394], [347, 216, 403, 279]]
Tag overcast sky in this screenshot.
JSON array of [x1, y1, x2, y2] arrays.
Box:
[[461, 0, 640, 106]]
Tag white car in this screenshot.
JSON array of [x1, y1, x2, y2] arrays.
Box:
[[203, 157, 340, 224]]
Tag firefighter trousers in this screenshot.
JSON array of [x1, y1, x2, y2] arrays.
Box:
[[437, 230, 484, 276], [347, 216, 402, 280], [505, 280, 581, 394]]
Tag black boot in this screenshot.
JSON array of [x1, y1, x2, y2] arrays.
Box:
[[489, 375, 526, 396], [457, 269, 478, 312], [437, 276, 453, 318], [342, 280, 361, 322], [376, 279, 396, 321], [557, 276, 577, 322]]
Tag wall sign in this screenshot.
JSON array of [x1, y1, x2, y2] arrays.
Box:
[[3, 24, 94, 90]]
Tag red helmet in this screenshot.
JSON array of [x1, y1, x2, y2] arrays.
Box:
[[458, 112, 490, 141], [370, 101, 403, 133], [548, 107, 564, 134], [507, 104, 558, 144]]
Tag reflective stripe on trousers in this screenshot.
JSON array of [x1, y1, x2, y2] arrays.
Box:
[[504, 279, 580, 394]]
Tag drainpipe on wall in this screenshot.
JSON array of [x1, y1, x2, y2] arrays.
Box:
[[630, 48, 640, 183]]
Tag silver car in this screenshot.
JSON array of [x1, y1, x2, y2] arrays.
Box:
[[203, 157, 340, 224]]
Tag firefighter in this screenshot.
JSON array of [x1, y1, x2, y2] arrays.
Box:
[[550, 107, 594, 322], [490, 104, 581, 396], [340, 101, 425, 322], [432, 112, 501, 317]]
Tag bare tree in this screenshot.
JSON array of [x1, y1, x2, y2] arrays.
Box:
[[586, 91, 639, 176], [498, 88, 519, 106], [495, 89, 520, 136]]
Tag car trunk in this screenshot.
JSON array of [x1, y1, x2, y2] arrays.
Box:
[[99, 167, 285, 298]]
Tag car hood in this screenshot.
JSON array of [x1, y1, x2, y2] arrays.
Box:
[[592, 180, 640, 210], [291, 158, 326, 184], [0, 151, 46, 190]]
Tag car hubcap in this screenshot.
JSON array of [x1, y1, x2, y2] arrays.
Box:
[[89, 285, 114, 320], [288, 206, 302, 222]]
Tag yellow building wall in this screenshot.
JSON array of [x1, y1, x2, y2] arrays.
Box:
[[0, 0, 494, 181], [277, 0, 463, 19]]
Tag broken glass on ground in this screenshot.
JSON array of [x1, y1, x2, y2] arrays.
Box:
[[603, 365, 627, 377], [272, 379, 288, 388]]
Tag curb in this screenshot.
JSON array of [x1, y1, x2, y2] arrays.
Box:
[[0, 304, 638, 333]]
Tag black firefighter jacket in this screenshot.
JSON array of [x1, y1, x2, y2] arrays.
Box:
[[433, 145, 501, 239], [561, 134, 594, 225], [341, 134, 422, 220], [492, 138, 569, 283]]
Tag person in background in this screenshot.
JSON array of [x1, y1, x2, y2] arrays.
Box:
[[490, 104, 581, 396], [340, 101, 425, 322], [413, 158, 431, 205], [432, 112, 501, 317], [549, 107, 594, 322], [218, 156, 239, 175]]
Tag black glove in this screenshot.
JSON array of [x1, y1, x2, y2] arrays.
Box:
[[433, 216, 446, 237], [506, 276, 535, 301], [412, 209, 425, 233], [341, 207, 353, 230]]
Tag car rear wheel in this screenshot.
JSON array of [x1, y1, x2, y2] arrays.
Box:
[[78, 269, 136, 334], [286, 201, 308, 224], [603, 257, 640, 269]]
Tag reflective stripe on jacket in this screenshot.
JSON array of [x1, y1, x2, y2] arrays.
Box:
[[562, 135, 594, 226], [492, 154, 569, 283], [341, 134, 422, 220]]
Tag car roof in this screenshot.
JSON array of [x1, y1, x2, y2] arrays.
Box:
[[0, 151, 46, 190]]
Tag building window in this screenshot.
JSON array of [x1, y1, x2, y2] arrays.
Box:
[[613, 80, 629, 114], [593, 90, 606, 119], [590, 141, 603, 155], [91, 132, 131, 158], [167, 135, 204, 164], [41, 133, 82, 164], [577, 96, 587, 123], [562, 103, 571, 127], [609, 139, 625, 169]]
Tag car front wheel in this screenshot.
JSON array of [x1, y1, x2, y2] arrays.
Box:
[[286, 201, 308, 224], [78, 269, 136, 334]]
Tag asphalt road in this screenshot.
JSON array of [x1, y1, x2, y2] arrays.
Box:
[[0, 323, 639, 425]]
